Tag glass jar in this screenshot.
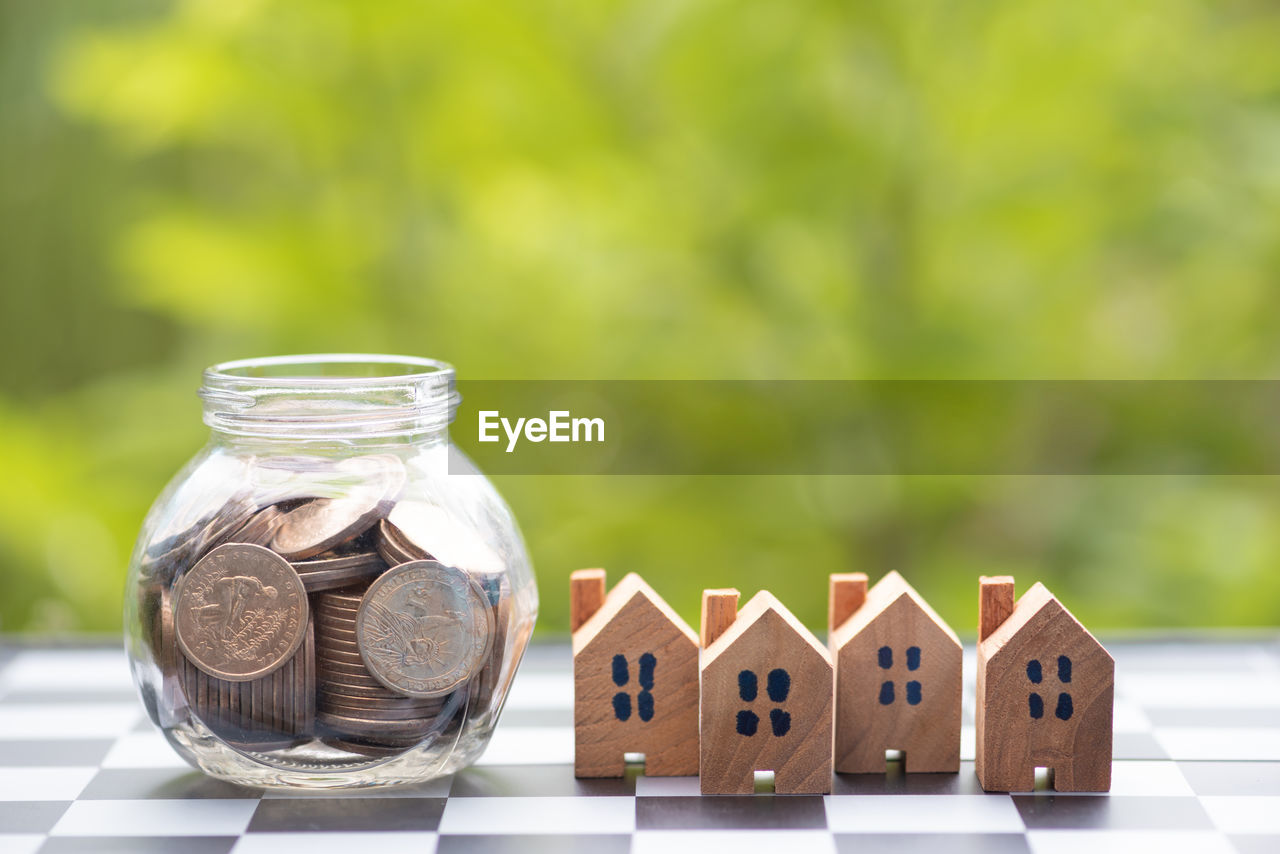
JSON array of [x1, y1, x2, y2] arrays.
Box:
[[124, 354, 537, 788]]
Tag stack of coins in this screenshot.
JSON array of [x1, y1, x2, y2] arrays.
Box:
[[377, 505, 511, 714], [179, 617, 315, 748], [172, 542, 315, 748], [314, 588, 451, 755], [143, 452, 516, 759], [293, 548, 388, 593]]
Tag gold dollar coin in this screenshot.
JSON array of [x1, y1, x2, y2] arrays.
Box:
[[175, 543, 309, 682], [355, 560, 492, 698]]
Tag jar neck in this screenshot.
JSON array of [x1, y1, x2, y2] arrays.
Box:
[[200, 354, 458, 444]]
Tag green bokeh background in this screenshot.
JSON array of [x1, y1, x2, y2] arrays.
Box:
[[4, 0, 1280, 636]]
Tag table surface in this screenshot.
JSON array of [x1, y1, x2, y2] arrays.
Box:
[[0, 638, 1278, 854]]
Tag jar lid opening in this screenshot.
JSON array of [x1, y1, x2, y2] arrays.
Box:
[[200, 354, 459, 439]]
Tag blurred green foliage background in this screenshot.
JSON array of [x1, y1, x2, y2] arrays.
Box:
[[3, 0, 1280, 636]]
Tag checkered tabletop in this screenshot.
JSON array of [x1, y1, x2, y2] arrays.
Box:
[[1, 638, 1278, 854]]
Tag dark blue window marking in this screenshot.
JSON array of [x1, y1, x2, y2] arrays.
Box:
[[878, 647, 925, 706], [736, 669, 792, 737], [906, 680, 922, 705], [767, 669, 790, 703], [611, 654, 656, 722], [1028, 655, 1075, 721], [639, 653, 656, 690], [637, 690, 654, 722], [738, 669, 758, 702], [879, 681, 895, 705]]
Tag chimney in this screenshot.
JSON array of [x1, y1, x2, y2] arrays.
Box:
[[828, 573, 868, 636], [570, 569, 608, 632], [700, 588, 740, 649], [979, 576, 1016, 642]]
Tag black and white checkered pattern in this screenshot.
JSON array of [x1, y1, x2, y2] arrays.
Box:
[[1, 638, 1278, 853]]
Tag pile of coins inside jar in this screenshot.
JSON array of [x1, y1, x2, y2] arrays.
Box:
[[137, 453, 510, 758]]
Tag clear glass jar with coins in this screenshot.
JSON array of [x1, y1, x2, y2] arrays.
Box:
[[124, 355, 537, 788]]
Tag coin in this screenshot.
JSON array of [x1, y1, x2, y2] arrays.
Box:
[[299, 616, 315, 732], [145, 492, 260, 585], [318, 688, 441, 709], [355, 560, 492, 698], [325, 736, 418, 757], [320, 702, 444, 722], [315, 608, 363, 626], [271, 455, 407, 560], [223, 506, 284, 548], [375, 519, 422, 566], [316, 680, 416, 700], [316, 647, 366, 665], [154, 586, 184, 720], [316, 593, 364, 609], [316, 656, 378, 676], [317, 666, 385, 687], [315, 602, 362, 618], [381, 502, 505, 575], [315, 625, 359, 643], [316, 710, 438, 739], [473, 578, 511, 712], [175, 543, 309, 682], [294, 552, 388, 593]]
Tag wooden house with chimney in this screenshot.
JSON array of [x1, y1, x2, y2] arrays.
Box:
[[571, 569, 699, 777], [699, 589, 833, 794], [828, 571, 962, 774], [976, 576, 1114, 792]]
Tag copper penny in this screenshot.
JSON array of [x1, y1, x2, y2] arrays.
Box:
[[175, 543, 309, 682]]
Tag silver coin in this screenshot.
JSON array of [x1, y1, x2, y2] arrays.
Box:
[[355, 560, 492, 698], [270, 455, 407, 560]]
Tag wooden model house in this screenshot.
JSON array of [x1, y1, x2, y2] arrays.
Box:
[[571, 569, 699, 777], [699, 589, 833, 794], [828, 571, 962, 774], [976, 576, 1114, 792]]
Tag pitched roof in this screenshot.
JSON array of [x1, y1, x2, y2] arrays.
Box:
[[573, 572, 697, 655], [979, 581, 1109, 661], [703, 590, 830, 664], [830, 570, 959, 649]]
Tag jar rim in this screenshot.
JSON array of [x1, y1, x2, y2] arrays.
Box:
[[204, 353, 455, 386], [200, 353, 459, 439]]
